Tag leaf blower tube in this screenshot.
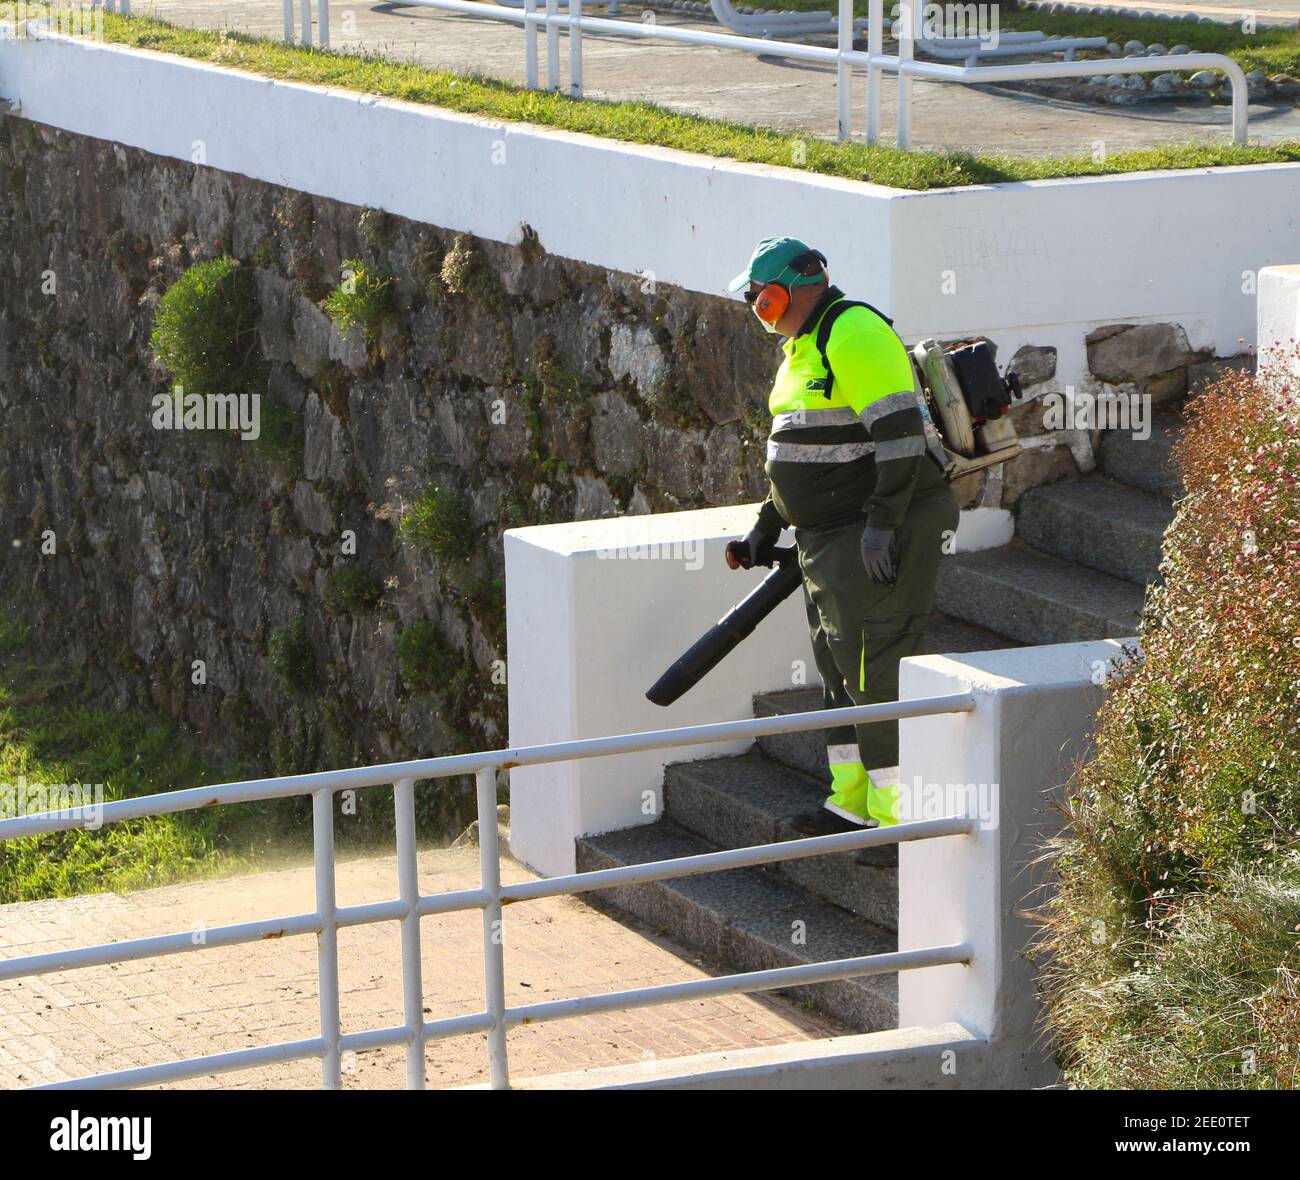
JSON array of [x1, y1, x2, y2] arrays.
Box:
[[646, 546, 801, 708]]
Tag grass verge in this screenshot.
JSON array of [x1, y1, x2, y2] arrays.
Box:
[[0, 611, 274, 904], [88, 13, 1300, 191]]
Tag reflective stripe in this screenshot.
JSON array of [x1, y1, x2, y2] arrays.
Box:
[[823, 800, 872, 826], [766, 439, 875, 464], [874, 435, 927, 462], [772, 407, 862, 433], [858, 390, 920, 429], [825, 743, 861, 766]]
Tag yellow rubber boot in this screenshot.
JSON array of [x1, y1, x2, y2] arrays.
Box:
[[866, 777, 901, 827], [824, 749, 872, 825]]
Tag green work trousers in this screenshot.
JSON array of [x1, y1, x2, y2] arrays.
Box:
[[796, 487, 960, 825]]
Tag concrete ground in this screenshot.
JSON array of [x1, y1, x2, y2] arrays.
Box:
[[141, 0, 1300, 156], [0, 843, 844, 1089]]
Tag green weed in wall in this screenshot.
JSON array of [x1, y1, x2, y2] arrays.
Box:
[[400, 485, 473, 564], [397, 621, 455, 695], [268, 616, 317, 694], [151, 256, 261, 395], [323, 258, 394, 343], [326, 561, 384, 615]]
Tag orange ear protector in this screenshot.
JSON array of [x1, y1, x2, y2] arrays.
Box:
[[749, 284, 790, 325], [744, 250, 827, 326]]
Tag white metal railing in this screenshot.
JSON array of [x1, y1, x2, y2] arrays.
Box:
[[705, 0, 1109, 65], [0, 693, 976, 1091], [278, 0, 1249, 148]]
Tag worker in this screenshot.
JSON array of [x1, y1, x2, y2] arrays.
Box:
[[725, 237, 959, 837]]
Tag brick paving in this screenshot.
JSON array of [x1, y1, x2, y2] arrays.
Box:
[[0, 844, 845, 1089]]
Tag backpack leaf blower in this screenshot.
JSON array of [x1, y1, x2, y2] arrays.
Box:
[[646, 545, 801, 707], [911, 338, 1025, 480]]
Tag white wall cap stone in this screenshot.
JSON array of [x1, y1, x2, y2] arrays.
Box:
[[470, 1022, 988, 1089]]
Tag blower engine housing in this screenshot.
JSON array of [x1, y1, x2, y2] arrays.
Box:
[[911, 338, 1024, 480]]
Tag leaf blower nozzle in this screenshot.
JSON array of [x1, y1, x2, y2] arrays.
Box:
[[645, 545, 801, 708]]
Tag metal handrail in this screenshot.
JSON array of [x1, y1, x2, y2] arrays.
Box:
[[266, 0, 1250, 148], [3, 694, 978, 1091], [0, 692, 976, 839], [705, 0, 1108, 64]]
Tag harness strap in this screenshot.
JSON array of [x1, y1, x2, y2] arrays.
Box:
[[814, 299, 895, 400]]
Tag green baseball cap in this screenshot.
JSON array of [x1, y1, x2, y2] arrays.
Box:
[[727, 236, 825, 293]]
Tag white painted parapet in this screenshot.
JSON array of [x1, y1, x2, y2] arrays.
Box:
[[506, 505, 1024, 876], [505, 506, 810, 875], [895, 639, 1132, 1087], [1258, 264, 1300, 381], [502, 513, 1128, 1087], [489, 1022, 993, 1089]]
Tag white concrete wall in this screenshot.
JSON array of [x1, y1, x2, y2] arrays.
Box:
[[1258, 264, 1300, 381], [506, 506, 809, 875], [895, 640, 1129, 1088], [499, 636, 1126, 1089], [891, 170, 1300, 386], [3, 27, 1299, 390]]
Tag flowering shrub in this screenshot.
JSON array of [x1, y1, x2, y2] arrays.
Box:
[[1038, 356, 1300, 1088]]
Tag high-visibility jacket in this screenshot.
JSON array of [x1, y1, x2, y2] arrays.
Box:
[[755, 286, 947, 536]]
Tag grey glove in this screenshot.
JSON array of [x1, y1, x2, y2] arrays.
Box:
[[726, 527, 779, 570], [860, 525, 897, 584]]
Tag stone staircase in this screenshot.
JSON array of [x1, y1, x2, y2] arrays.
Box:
[[576, 615, 1009, 1032], [936, 410, 1181, 644], [577, 409, 1185, 1032]]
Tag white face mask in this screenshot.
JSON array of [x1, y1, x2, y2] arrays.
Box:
[[755, 308, 780, 335]]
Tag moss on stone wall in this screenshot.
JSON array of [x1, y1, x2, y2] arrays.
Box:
[[323, 257, 395, 344], [325, 560, 384, 614], [268, 616, 318, 694]]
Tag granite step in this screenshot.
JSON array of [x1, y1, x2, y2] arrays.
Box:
[[576, 820, 898, 1032], [1097, 410, 1184, 498], [1016, 476, 1175, 587], [663, 750, 898, 931], [935, 539, 1145, 646]]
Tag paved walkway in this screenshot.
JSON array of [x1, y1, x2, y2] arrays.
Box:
[[0, 844, 844, 1089], [1112, 1, 1299, 21], [145, 0, 1300, 155]]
